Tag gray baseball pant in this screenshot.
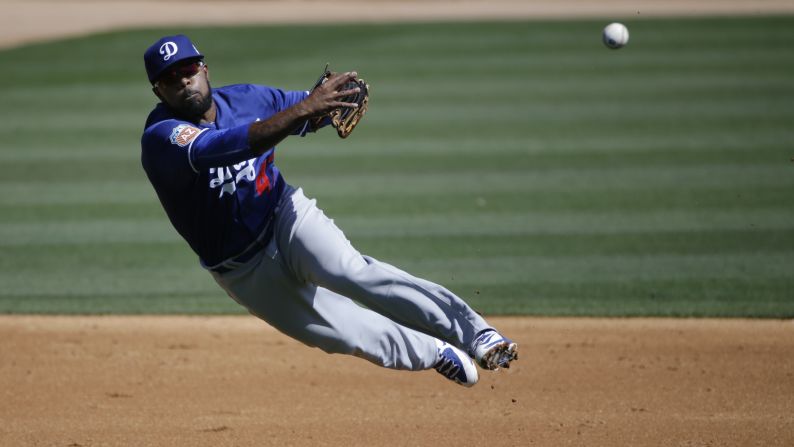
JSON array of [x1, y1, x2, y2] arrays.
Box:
[[211, 185, 492, 371]]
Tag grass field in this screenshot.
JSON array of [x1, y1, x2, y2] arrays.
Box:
[[0, 17, 792, 316]]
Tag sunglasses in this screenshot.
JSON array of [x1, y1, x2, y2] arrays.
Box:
[[154, 60, 205, 88]]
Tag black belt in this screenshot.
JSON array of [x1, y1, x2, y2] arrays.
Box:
[[206, 223, 275, 274]]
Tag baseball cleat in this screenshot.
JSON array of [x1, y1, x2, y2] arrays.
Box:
[[434, 339, 478, 387], [470, 330, 518, 370]]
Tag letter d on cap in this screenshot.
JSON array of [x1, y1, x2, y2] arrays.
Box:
[[160, 42, 178, 61]]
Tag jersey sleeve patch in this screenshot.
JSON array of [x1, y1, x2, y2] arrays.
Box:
[[169, 124, 201, 147]]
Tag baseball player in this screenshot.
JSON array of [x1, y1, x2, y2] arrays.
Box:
[[141, 34, 517, 387]]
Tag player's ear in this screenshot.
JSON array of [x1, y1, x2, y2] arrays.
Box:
[[152, 86, 164, 101]]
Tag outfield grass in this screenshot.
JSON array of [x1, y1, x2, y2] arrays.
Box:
[[0, 17, 792, 316]]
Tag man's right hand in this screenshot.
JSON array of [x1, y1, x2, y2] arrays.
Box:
[[300, 71, 362, 118]]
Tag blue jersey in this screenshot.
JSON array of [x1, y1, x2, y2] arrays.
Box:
[[141, 84, 310, 268]]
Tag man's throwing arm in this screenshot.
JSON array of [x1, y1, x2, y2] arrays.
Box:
[[247, 71, 362, 156]]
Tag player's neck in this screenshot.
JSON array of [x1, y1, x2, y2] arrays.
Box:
[[197, 101, 217, 126]]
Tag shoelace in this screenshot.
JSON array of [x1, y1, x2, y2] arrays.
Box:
[[435, 357, 461, 378]]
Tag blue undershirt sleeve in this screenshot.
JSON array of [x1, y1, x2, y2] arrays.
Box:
[[188, 123, 252, 169], [143, 120, 253, 173]]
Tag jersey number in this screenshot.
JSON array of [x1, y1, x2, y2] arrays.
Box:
[[255, 154, 275, 196]]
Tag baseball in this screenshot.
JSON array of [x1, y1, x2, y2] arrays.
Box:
[[602, 22, 629, 49]]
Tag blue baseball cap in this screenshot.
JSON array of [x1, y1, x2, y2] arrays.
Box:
[[144, 34, 204, 84]]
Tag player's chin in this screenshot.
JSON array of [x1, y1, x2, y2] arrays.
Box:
[[177, 92, 212, 117]]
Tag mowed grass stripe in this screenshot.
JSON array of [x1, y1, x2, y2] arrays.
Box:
[[3, 161, 790, 206], [292, 164, 793, 195], [278, 149, 783, 174], [0, 181, 156, 205], [285, 130, 794, 156], [3, 228, 790, 271], [0, 295, 244, 315], [313, 186, 793, 215], [1, 147, 788, 181], [2, 278, 790, 318], [352, 229, 794, 258], [334, 209, 792, 237], [0, 265, 215, 298], [1, 243, 788, 289], [459, 278, 794, 317], [379, 75, 794, 100], [2, 186, 790, 222], [1, 252, 789, 312], [387, 253, 794, 284], [3, 129, 791, 161], [1, 208, 790, 246]]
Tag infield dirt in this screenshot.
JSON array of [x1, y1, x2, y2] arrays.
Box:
[[1, 316, 792, 446]]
